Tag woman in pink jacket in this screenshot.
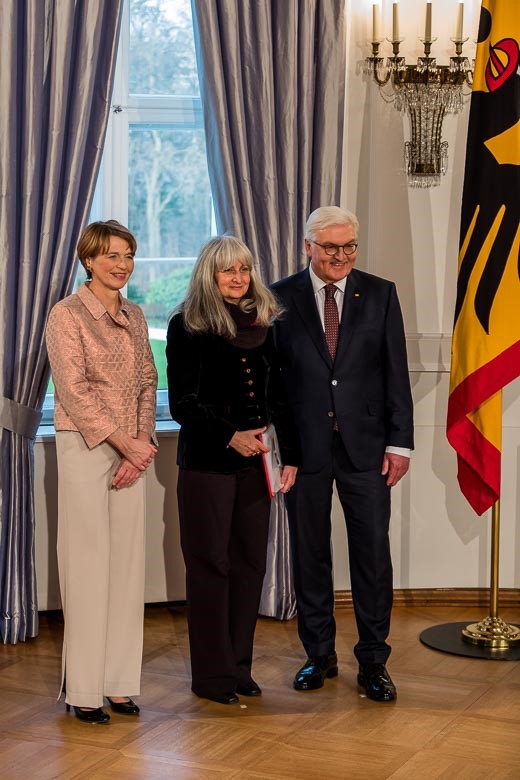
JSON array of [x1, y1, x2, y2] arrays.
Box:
[[46, 220, 157, 723]]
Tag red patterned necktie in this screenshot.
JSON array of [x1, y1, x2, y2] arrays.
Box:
[[324, 284, 339, 360]]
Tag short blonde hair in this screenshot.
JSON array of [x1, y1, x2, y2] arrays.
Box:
[[77, 220, 137, 279], [181, 235, 282, 337]]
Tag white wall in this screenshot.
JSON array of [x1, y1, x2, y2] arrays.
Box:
[[34, 0, 520, 610], [334, 0, 520, 591]]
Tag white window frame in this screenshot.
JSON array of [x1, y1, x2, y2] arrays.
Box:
[[100, 1, 206, 226], [40, 0, 211, 430]]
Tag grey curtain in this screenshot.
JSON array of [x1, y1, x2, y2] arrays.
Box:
[[0, 0, 123, 644], [191, 0, 345, 619]]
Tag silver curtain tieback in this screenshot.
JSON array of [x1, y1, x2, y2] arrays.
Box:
[[0, 396, 42, 440]]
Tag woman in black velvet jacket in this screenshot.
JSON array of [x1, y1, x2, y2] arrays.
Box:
[[166, 236, 299, 705]]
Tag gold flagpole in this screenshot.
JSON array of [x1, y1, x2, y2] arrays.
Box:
[[462, 499, 520, 648]]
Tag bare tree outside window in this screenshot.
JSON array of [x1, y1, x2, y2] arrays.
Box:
[[129, 0, 200, 97], [126, 0, 213, 388]]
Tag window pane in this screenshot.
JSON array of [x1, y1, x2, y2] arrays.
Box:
[[128, 124, 212, 259], [129, 259, 195, 391], [127, 123, 213, 389], [129, 0, 199, 97]]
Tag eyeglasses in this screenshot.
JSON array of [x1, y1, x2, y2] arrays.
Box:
[[310, 240, 358, 257], [217, 266, 251, 276]]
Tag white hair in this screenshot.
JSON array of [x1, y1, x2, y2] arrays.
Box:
[[305, 206, 359, 240]]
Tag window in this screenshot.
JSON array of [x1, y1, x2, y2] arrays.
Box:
[[41, 0, 214, 428]]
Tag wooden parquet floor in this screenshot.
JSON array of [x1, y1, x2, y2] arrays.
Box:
[[1, 604, 520, 779]]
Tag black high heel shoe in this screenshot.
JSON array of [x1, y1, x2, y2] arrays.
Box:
[[106, 697, 140, 715], [65, 703, 110, 723]]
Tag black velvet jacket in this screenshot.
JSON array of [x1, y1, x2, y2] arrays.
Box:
[[166, 312, 300, 473]]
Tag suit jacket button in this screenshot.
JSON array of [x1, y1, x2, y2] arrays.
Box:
[[331, 380, 338, 386], [327, 411, 334, 417]]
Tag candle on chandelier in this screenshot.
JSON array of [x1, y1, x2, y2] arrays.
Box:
[[425, 2, 432, 41], [372, 3, 381, 41], [455, 2, 464, 40], [392, 2, 400, 41]]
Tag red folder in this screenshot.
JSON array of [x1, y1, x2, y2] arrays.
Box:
[[259, 423, 283, 498]]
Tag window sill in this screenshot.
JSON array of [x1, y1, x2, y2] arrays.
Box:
[[35, 419, 180, 443]]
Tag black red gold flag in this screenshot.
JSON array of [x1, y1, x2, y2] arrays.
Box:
[[447, 0, 520, 515]]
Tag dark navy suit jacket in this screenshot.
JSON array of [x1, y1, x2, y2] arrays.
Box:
[[272, 267, 414, 473]]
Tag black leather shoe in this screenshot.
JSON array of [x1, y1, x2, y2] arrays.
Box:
[[107, 697, 140, 714], [192, 689, 239, 704], [66, 704, 110, 723], [236, 680, 262, 696], [357, 664, 397, 701], [293, 652, 338, 690]]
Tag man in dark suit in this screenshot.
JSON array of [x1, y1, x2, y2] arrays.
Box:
[[272, 206, 414, 701]]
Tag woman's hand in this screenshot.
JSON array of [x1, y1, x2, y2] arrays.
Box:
[[124, 436, 157, 470], [112, 459, 141, 490], [228, 427, 270, 458], [108, 431, 157, 470], [280, 465, 298, 493]]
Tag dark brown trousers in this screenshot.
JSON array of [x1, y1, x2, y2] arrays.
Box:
[[177, 463, 270, 695]]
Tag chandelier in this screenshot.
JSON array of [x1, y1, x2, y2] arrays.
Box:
[[366, 2, 473, 187]]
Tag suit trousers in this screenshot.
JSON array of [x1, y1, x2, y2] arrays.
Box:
[[56, 431, 146, 708], [177, 463, 271, 695], [286, 432, 393, 666]]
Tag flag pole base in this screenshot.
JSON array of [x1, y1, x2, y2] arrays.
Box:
[[462, 616, 520, 648], [420, 622, 520, 660]]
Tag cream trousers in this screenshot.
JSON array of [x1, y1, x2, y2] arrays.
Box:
[[56, 431, 146, 708]]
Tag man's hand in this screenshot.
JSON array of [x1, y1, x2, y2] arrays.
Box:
[[280, 465, 298, 493], [381, 453, 410, 487]]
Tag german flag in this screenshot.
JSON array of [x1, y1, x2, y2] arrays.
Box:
[[447, 0, 520, 515]]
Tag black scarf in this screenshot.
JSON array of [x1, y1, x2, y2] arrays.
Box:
[[225, 302, 268, 349]]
